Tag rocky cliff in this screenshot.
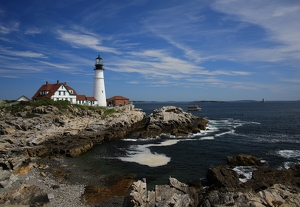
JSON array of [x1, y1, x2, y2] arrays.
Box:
[[1, 104, 207, 162], [0, 103, 208, 204]]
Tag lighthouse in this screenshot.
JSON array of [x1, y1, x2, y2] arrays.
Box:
[[93, 55, 107, 106]]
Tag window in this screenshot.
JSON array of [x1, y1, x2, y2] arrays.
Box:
[[59, 91, 61, 95], [64, 91, 66, 95]]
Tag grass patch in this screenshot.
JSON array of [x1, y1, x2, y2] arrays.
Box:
[[3, 99, 118, 118], [101, 108, 116, 119], [25, 112, 39, 118], [73, 104, 104, 111]]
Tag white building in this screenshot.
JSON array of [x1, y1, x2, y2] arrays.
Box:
[[93, 55, 107, 106], [32, 80, 98, 106]]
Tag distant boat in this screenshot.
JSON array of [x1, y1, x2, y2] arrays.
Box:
[[262, 98, 265, 103], [187, 105, 201, 111]]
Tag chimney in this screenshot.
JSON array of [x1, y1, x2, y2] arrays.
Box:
[[64, 82, 67, 85], [46, 81, 48, 85], [57, 80, 59, 84]]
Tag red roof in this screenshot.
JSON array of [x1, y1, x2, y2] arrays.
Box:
[[32, 81, 77, 100], [76, 95, 87, 100], [76, 95, 97, 101], [87, 97, 97, 101], [107, 96, 129, 101]]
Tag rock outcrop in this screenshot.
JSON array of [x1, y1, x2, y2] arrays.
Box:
[[128, 155, 300, 207], [128, 177, 198, 207], [0, 184, 49, 206], [1, 104, 207, 161], [138, 106, 208, 138], [227, 154, 263, 166], [200, 155, 300, 206]]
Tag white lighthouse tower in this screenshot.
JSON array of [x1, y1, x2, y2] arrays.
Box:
[[93, 55, 107, 106]]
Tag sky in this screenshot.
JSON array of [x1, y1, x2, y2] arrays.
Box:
[[0, 0, 300, 102]]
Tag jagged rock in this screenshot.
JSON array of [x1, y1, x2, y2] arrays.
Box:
[[0, 184, 49, 206], [128, 177, 198, 207], [241, 164, 300, 192], [138, 106, 208, 138], [0, 168, 14, 188], [206, 165, 240, 189], [130, 179, 148, 206], [227, 154, 262, 166], [201, 184, 300, 207], [169, 177, 190, 194], [201, 163, 300, 207]]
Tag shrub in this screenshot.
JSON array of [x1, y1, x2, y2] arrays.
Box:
[[101, 108, 116, 119], [25, 112, 39, 118]]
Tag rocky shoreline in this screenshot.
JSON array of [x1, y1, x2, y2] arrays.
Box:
[[1, 103, 299, 206], [128, 154, 300, 207], [0, 103, 208, 206]]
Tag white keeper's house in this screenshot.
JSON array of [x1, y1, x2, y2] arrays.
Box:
[[32, 80, 98, 106], [32, 55, 109, 106]]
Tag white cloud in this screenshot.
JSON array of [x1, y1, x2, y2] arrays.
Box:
[[108, 49, 251, 86], [211, 0, 300, 63], [57, 29, 121, 54], [38, 61, 71, 69], [0, 21, 19, 34], [0, 47, 46, 58], [25, 27, 43, 35]]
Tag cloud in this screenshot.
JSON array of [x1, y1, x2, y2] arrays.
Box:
[[211, 0, 300, 63], [38, 61, 71, 69], [282, 78, 300, 83], [56, 29, 120, 54], [25, 27, 43, 35], [0, 47, 46, 58], [0, 21, 19, 34], [108, 49, 251, 88]]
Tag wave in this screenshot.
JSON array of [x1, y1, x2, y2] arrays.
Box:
[[233, 166, 257, 183], [200, 136, 214, 140], [215, 129, 235, 137], [277, 150, 300, 159]]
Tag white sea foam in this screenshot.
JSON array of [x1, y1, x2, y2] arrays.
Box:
[[122, 138, 138, 141], [118, 139, 179, 167], [215, 129, 235, 137], [200, 136, 214, 140], [233, 166, 257, 183], [277, 150, 300, 159]]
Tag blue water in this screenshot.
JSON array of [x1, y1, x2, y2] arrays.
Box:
[[60, 101, 300, 188]]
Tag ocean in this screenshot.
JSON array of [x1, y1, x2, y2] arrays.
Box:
[[59, 101, 300, 188]]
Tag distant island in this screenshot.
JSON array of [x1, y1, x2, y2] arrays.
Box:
[[193, 100, 224, 103]]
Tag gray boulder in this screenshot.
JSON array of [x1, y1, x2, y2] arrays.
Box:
[[129, 177, 199, 207]]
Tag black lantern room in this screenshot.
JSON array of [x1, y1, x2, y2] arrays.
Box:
[[95, 55, 104, 70]]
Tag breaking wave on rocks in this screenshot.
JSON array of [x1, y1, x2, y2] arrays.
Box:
[[118, 118, 255, 167]]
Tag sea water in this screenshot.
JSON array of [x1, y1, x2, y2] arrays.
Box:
[[59, 101, 300, 188]]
